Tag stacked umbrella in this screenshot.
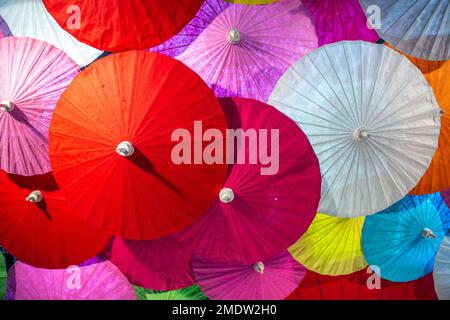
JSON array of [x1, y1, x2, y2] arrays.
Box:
[[0, 0, 449, 301]]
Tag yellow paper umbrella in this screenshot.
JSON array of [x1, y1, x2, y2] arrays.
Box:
[[224, 0, 277, 4], [289, 213, 367, 275]]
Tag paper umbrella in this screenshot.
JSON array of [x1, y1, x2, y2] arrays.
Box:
[[134, 285, 207, 301], [360, 0, 450, 61], [289, 213, 367, 276], [43, 0, 204, 52], [0, 253, 5, 300], [6, 260, 136, 300], [0, 36, 79, 176], [269, 41, 441, 218], [193, 252, 306, 300], [361, 193, 450, 282], [434, 234, 450, 300], [175, 97, 321, 264], [0, 16, 11, 38], [48, 50, 227, 240], [0, 0, 102, 66], [151, 0, 318, 102]]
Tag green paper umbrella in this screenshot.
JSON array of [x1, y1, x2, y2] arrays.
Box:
[[0, 253, 6, 300], [134, 285, 208, 301]]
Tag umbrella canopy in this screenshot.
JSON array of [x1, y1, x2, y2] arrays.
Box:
[[6, 260, 136, 300], [0, 16, 11, 37], [434, 234, 450, 300], [303, 0, 379, 46], [0, 0, 102, 66], [175, 97, 321, 264], [269, 41, 440, 218], [151, 0, 317, 102], [193, 252, 306, 300], [362, 194, 450, 282], [0, 170, 110, 269], [0, 36, 79, 176], [289, 213, 367, 276], [225, 0, 277, 4], [360, 0, 450, 61], [43, 0, 204, 52], [48, 50, 227, 240], [108, 236, 194, 291], [287, 267, 438, 300], [0, 253, 5, 299], [134, 285, 207, 300]]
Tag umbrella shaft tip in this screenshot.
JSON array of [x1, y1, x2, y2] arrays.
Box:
[[0, 101, 15, 112]]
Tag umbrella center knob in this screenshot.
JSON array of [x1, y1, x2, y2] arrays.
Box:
[[227, 29, 241, 45], [0, 101, 15, 112], [219, 188, 234, 203], [421, 228, 437, 239], [116, 141, 135, 157], [353, 126, 369, 142], [26, 190, 43, 203], [253, 262, 264, 274]]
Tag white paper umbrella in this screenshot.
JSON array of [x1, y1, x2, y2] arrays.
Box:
[[360, 0, 450, 61], [269, 41, 440, 217], [0, 0, 102, 66], [434, 234, 450, 300]]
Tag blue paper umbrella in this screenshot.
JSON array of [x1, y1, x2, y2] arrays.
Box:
[[362, 194, 450, 282], [434, 234, 450, 300]]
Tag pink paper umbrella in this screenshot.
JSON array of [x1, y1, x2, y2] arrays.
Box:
[[193, 252, 307, 300], [6, 261, 136, 300], [151, 0, 317, 102], [175, 97, 321, 264], [303, 0, 379, 46], [0, 37, 79, 176], [107, 236, 194, 291]]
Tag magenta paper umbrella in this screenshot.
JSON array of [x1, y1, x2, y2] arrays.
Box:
[[6, 261, 136, 300], [108, 236, 194, 291], [303, 0, 379, 46], [175, 97, 321, 264], [151, 0, 317, 102], [193, 252, 307, 300], [0, 37, 79, 176]]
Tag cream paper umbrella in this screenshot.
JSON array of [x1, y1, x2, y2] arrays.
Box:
[[360, 0, 450, 61], [434, 234, 450, 300], [289, 213, 367, 275], [0, 0, 102, 66], [269, 41, 440, 217]]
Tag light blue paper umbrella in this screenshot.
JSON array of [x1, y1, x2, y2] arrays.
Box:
[[362, 193, 450, 282], [360, 0, 450, 61], [434, 234, 450, 300]]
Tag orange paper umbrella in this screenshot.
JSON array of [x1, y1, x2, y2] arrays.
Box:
[[385, 44, 450, 194], [48, 51, 227, 240]]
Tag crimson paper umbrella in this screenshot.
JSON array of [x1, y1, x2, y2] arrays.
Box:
[[175, 97, 321, 264], [43, 0, 204, 52], [0, 170, 110, 269], [193, 252, 306, 300], [0, 37, 79, 176], [287, 267, 438, 300], [48, 51, 227, 240]]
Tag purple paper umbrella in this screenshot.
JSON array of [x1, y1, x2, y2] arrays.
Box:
[[0, 16, 11, 38], [193, 252, 307, 300], [0, 37, 79, 176], [151, 0, 317, 102], [107, 236, 195, 291], [6, 261, 136, 300], [303, 0, 379, 46]]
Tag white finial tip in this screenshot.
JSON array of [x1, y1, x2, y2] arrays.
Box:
[[353, 126, 369, 142], [116, 141, 134, 157], [26, 190, 43, 203], [0, 101, 15, 112], [219, 188, 234, 204], [422, 228, 437, 239], [254, 262, 264, 274], [227, 29, 241, 45]]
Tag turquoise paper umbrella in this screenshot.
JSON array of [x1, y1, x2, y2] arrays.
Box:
[[434, 234, 450, 300], [362, 193, 449, 282]]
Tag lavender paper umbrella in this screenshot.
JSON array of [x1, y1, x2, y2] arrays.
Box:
[[0, 16, 11, 38], [151, 0, 317, 102]]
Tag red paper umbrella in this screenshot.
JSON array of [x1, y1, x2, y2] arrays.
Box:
[[0, 170, 110, 269], [175, 97, 321, 263], [42, 0, 204, 52], [48, 51, 227, 240], [108, 236, 194, 291], [286, 268, 438, 300]]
